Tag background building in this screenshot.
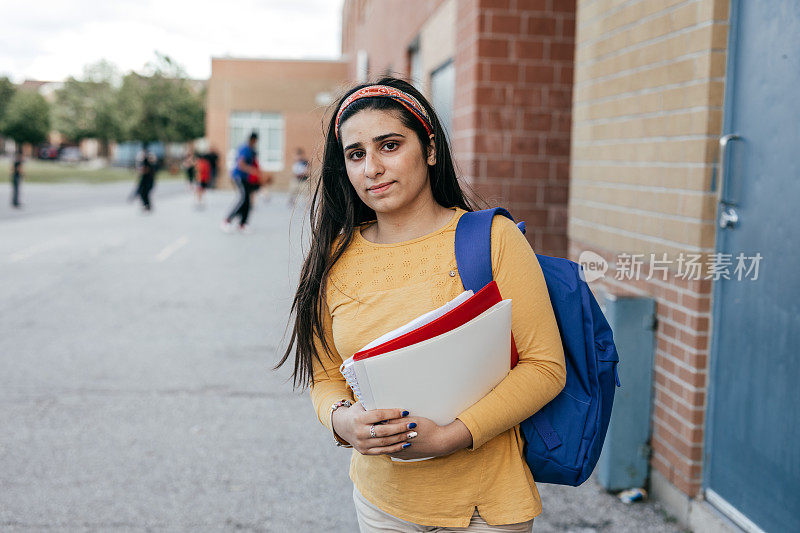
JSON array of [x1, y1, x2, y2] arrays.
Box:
[[205, 58, 348, 189], [341, 1, 799, 532]]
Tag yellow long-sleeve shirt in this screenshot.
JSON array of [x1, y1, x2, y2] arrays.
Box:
[[310, 207, 566, 528]]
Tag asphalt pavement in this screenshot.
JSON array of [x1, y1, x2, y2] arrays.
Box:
[[0, 179, 185, 221], [0, 184, 685, 532]]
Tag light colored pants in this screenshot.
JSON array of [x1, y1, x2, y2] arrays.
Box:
[[353, 487, 534, 532]]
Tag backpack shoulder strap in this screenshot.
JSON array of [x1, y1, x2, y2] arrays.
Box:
[[456, 208, 560, 448], [454, 207, 524, 293]]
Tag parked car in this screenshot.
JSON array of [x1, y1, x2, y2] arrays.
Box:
[[38, 145, 59, 160], [59, 146, 83, 163]]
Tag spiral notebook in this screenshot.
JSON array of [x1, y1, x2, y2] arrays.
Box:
[[339, 281, 513, 427]]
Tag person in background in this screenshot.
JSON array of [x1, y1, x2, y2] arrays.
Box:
[[247, 158, 271, 204], [10, 152, 23, 208], [195, 154, 211, 208], [253, 158, 273, 204], [288, 147, 310, 207], [221, 132, 264, 233], [205, 147, 219, 188], [134, 151, 157, 212], [182, 147, 196, 190]]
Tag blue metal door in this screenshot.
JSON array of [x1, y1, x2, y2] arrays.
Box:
[[706, 1, 800, 531]]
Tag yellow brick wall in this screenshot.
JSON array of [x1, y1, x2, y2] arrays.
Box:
[[570, 0, 731, 499], [569, 0, 729, 263]]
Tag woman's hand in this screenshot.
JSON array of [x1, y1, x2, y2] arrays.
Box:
[[332, 403, 474, 459], [331, 402, 413, 455], [387, 416, 473, 460]]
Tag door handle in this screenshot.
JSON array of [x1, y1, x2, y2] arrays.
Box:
[[718, 134, 742, 230], [718, 134, 741, 204], [719, 206, 739, 229]]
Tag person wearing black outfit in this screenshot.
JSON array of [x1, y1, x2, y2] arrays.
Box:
[[205, 147, 219, 188], [10, 153, 23, 208], [135, 152, 157, 211], [182, 149, 196, 189]]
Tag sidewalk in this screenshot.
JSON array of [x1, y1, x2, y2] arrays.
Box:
[[0, 186, 684, 531]]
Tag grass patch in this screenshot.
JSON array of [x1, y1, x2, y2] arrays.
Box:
[[0, 158, 179, 184]]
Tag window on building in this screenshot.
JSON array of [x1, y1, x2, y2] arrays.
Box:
[[357, 50, 369, 82], [430, 59, 455, 141], [408, 37, 422, 90], [228, 112, 284, 172]]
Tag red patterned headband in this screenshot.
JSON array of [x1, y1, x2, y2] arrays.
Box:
[[334, 85, 434, 140]]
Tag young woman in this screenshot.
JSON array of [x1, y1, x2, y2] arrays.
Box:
[[278, 78, 566, 532]]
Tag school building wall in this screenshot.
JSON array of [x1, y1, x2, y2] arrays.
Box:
[[341, 0, 449, 84], [206, 58, 349, 189], [453, 0, 575, 259], [569, 0, 730, 522], [342, 0, 574, 259]]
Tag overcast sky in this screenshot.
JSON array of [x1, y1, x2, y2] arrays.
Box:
[[0, 0, 344, 82]]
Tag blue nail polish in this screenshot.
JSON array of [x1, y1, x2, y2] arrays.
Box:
[[402, 443, 411, 449], [408, 422, 417, 429], [401, 410, 409, 417]]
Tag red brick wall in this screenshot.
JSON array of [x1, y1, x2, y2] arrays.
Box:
[[569, 240, 712, 496], [453, 0, 575, 258]]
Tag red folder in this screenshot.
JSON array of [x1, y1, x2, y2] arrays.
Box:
[[353, 281, 519, 368]]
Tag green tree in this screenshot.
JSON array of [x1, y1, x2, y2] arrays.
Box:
[[0, 76, 15, 124], [54, 76, 121, 157], [115, 72, 155, 144], [0, 76, 16, 154], [92, 90, 120, 157], [81, 60, 122, 158], [116, 53, 205, 146], [53, 77, 96, 142], [169, 83, 205, 141], [0, 90, 50, 153], [82, 59, 122, 87]]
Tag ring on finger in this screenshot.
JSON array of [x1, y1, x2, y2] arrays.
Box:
[[369, 424, 377, 439]]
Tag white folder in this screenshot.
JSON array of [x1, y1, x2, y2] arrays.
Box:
[[340, 299, 512, 426]]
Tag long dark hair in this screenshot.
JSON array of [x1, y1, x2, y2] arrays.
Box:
[[276, 76, 481, 388]]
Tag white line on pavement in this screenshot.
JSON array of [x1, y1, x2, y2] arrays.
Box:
[[155, 236, 189, 262], [9, 238, 68, 263]]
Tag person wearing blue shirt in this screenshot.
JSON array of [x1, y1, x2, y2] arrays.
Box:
[[221, 132, 263, 233]]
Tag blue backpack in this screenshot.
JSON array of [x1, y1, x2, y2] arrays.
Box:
[[455, 208, 620, 486]]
